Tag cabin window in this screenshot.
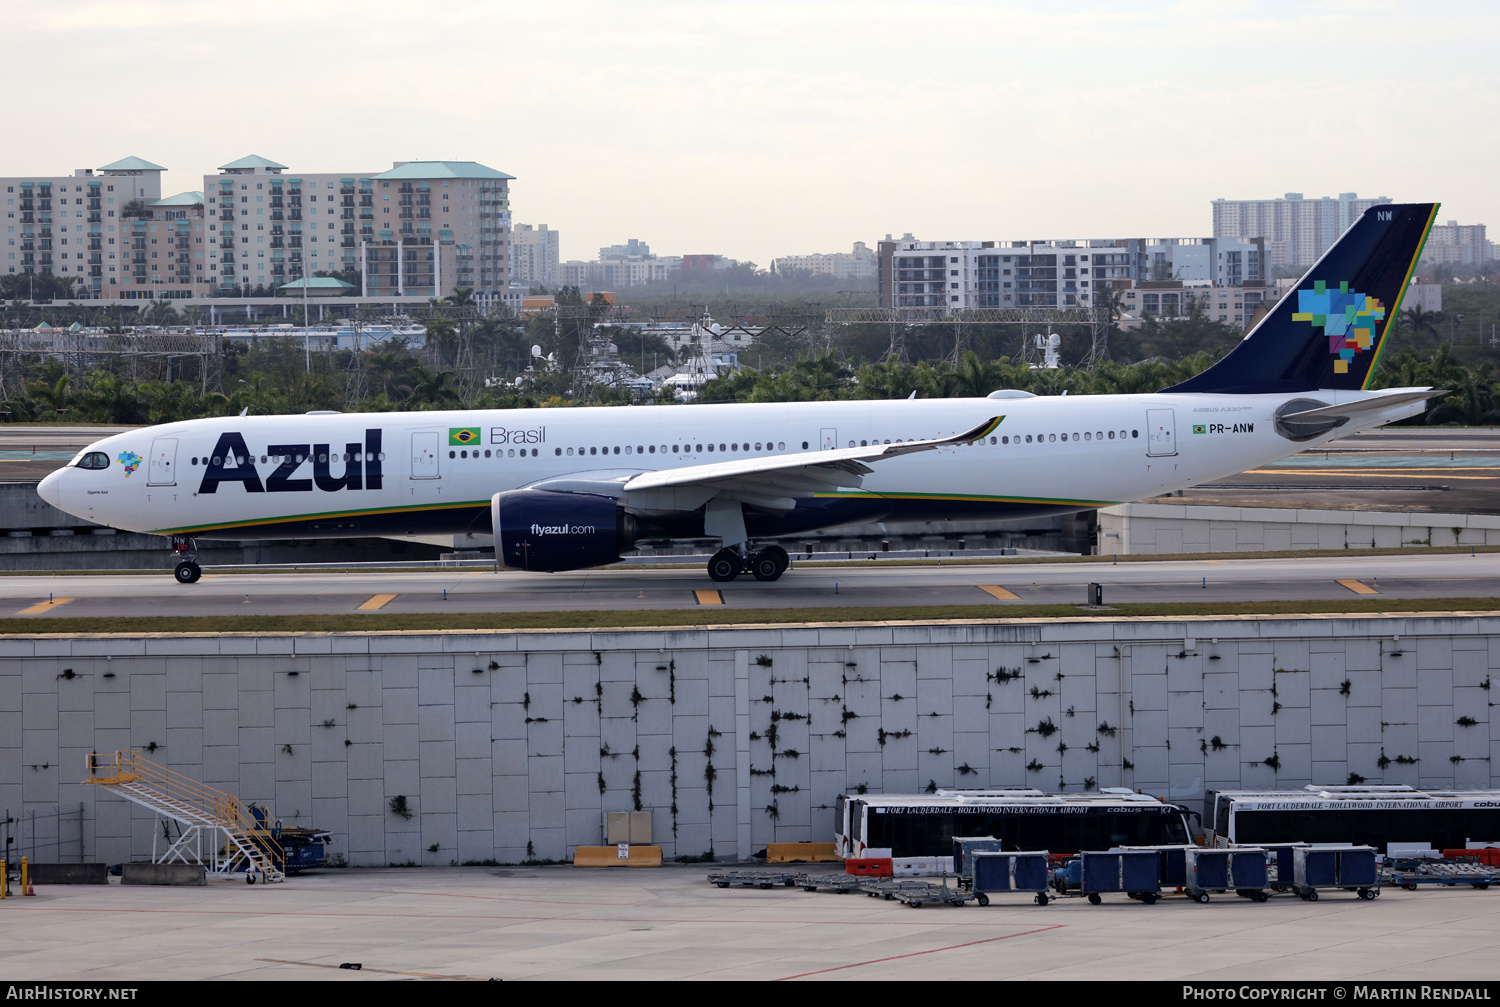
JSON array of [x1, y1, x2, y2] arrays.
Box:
[[802, 441, 809, 449], [1109, 431, 1115, 439], [649, 445, 656, 453], [1131, 430, 1139, 438], [778, 442, 785, 449]]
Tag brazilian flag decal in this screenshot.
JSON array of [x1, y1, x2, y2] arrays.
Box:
[[1192, 424, 1207, 435], [449, 427, 480, 446]]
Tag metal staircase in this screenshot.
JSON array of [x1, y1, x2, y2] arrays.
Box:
[[85, 751, 285, 883]]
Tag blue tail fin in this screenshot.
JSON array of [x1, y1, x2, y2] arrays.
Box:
[[1164, 202, 1438, 394]]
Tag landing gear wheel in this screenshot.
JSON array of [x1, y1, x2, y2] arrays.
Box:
[[174, 561, 202, 585], [1087, 892, 1102, 905], [750, 545, 789, 582], [707, 549, 740, 583]]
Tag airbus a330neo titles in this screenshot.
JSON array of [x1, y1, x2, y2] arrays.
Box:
[[41, 203, 1442, 585]]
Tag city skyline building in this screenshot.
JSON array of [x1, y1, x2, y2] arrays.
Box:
[[1211, 192, 1391, 271], [1422, 220, 1492, 267], [202, 155, 513, 302], [877, 235, 1266, 311], [771, 241, 876, 280], [512, 223, 560, 288], [2, 156, 171, 298]]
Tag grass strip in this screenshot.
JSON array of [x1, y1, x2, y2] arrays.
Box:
[[4, 596, 1499, 636]]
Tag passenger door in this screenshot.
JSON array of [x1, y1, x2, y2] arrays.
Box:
[[1146, 408, 1177, 457], [410, 430, 441, 479], [147, 437, 178, 486], [821, 427, 838, 451]]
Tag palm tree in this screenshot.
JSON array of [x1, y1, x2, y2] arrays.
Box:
[[445, 287, 475, 308], [424, 315, 459, 368]]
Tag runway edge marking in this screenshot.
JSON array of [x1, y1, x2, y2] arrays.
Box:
[[357, 593, 399, 611]]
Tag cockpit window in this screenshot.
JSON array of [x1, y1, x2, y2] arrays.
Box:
[[76, 452, 111, 470]]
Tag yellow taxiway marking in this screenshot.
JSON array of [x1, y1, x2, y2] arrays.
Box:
[[978, 585, 1020, 600], [358, 593, 398, 611], [19, 597, 74, 615], [694, 590, 724, 605], [1337, 579, 1379, 595]]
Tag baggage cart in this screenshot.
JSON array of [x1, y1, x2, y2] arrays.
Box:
[[1288, 845, 1379, 901], [1184, 846, 1269, 903], [1080, 849, 1162, 904], [971, 850, 1051, 906]]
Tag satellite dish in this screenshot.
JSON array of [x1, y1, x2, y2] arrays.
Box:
[[531, 344, 543, 357]]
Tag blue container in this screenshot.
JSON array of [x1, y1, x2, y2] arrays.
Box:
[[1081, 850, 1161, 901], [1227, 849, 1269, 889], [973, 852, 1049, 893], [1193, 850, 1230, 889], [1291, 845, 1378, 900], [953, 837, 1005, 880]]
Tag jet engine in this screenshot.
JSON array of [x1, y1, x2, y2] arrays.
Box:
[[491, 490, 637, 572]]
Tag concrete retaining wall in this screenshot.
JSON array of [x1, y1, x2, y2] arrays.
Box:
[[1100, 502, 1500, 555], [2, 618, 1496, 867]]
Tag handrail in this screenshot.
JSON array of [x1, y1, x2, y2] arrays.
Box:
[[85, 751, 283, 865]]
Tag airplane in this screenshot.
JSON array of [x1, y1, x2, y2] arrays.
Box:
[[39, 202, 1442, 586]]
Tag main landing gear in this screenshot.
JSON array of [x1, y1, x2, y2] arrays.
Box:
[[708, 545, 789, 583], [171, 535, 202, 584]]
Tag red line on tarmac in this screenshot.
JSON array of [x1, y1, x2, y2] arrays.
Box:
[[775, 924, 1067, 980]]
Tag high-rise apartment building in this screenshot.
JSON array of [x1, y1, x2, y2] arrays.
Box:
[[1211, 192, 1391, 271], [877, 235, 1265, 310], [203, 155, 513, 301], [2, 156, 167, 297], [1423, 220, 1490, 266], [512, 223, 560, 287]]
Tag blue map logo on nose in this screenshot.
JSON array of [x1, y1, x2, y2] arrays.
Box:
[[117, 451, 142, 476], [1290, 280, 1386, 375]]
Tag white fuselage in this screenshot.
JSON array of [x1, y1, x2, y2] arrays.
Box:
[[38, 389, 1412, 542]]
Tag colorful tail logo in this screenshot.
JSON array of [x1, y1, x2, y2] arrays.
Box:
[[1291, 280, 1385, 375]]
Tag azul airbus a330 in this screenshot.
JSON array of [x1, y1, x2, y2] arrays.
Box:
[[40, 203, 1442, 585]]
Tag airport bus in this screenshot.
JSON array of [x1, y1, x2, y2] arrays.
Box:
[[835, 789, 1192, 859], [1204, 786, 1500, 853]]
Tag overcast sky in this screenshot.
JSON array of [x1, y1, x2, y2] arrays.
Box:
[[13, 1, 1498, 266]]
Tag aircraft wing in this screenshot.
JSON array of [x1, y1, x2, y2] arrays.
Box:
[[617, 415, 1002, 508]]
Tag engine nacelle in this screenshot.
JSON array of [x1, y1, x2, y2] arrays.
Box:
[[491, 489, 635, 572]]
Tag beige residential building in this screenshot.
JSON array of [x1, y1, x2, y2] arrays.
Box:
[[512, 223, 560, 287], [772, 241, 877, 280], [3, 156, 168, 297], [203, 155, 514, 301]]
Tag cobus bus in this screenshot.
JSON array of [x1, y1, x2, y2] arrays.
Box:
[[1204, 786, 1500, 853], [835, 789, 1192, 858]]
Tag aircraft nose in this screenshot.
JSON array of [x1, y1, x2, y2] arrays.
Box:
[[37, 468, 63, 510]]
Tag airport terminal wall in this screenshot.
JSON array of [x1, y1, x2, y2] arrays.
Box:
[[3, 616, 1497, 867]]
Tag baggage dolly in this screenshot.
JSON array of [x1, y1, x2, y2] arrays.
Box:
[[707, 870, 798, 889], [1381, 857, 1498, 891], [796, 872, 864, 893]]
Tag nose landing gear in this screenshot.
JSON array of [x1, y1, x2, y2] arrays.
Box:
[[707, 545, 790, 583], [171, 536, 202, 584]]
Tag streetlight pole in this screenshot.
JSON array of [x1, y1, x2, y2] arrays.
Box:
[[303, 273, 310, 373]]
